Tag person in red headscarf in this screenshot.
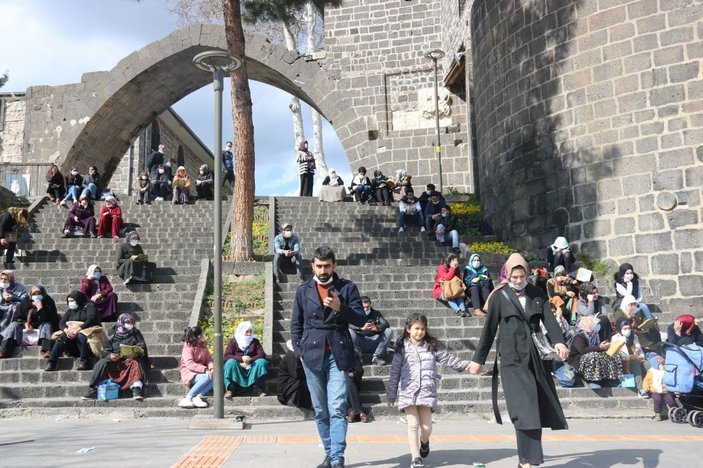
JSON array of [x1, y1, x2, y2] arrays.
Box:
[[666, 314, 703, 346]]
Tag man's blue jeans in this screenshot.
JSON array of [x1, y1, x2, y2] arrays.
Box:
[[302, 351, 349, 465], [435, 225, 459, 248], [397, 210, 424, 229]]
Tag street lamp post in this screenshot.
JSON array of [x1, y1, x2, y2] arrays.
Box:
[[193, 50, 243, 419], [424, 49, 446, 193]]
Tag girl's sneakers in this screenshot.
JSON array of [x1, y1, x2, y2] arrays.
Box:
[[420, 440, 430, 458], [178, 397, 195, 408], [192, 395, 209, 408]]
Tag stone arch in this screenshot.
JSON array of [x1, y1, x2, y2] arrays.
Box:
[[57, 24, 374, 184]]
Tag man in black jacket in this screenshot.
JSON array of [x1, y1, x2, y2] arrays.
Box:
[[349, 296, 392, 366], [45, 291, 100, 372], [290, 246, 366, 468], [434, 205, 461, 253]]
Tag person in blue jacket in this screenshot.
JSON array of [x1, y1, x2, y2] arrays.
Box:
[[290, 246, 366, 468]]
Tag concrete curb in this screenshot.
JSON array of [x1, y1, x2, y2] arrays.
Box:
[[188, 258, 212, 327]]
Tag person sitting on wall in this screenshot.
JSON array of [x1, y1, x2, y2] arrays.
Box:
[[424, 191, 447, 236], [546, 236, 575, 273], [371, 170, 393, 206], [80, 264, 119, 321], [46, 164, 66, 204], [195, 164, 214, 201], [59, 167, 84, 206], [82, 312, 149, 401], [349, 167, 373, 204], [434, 205, 460, 253], [178, 325, 214, 409], [171, 166, 191, 205], [463, 254, 493, 317], [397, 188, 425, 233], [81, 166, 101, 200], [319, 168, 346, 202], [349, 296, 393, 366], [391, 168, 412, 202], [223, 321, 268, 398], [152, 164, 171, 202], [97, 196, 123, 239], [63, 195, 97, 238], [273, 223, 303, 284]]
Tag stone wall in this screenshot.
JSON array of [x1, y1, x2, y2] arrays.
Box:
[[471, 0, 703, 311], [0, 99, 27, 163], [324, 0, 473, 190]]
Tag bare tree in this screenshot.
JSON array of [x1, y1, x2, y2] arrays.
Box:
[[0, 71, 8, 89]]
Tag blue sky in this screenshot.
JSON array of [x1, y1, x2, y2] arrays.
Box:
[[0, 0, 351, 195]]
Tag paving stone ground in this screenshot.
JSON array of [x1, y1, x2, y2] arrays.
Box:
[[2, 416, 701, 467]]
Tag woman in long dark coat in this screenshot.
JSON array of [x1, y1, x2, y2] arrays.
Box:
[[63, 195, 97, 237], [469, 253, 569, 468], [116, 231, 155, 285]]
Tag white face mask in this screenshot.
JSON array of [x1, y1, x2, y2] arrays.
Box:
[[622, 329, 631, 338], [124, 323, 134, 331], [68, 302, 78, 310], [441, 212, 448, 217], [141, 176, 148, 180], [32, 295, 43, 302], [158, 169, 165, 174], [283, 231, 292, 239], [1, 282, 10, 290], [130, 240, 139, 247], [510, 281, 528, 292], [472, 261, 481, 269], [71, 171, 78, 176], [364, 308, 371, 316], [624, 273, 634, 282]]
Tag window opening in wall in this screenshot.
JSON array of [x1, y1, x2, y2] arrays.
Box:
[[177, 145, 185, 167], [150, 120, 161, 151]]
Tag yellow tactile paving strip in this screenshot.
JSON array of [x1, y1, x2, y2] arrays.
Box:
[[173, 433, 703, 467]]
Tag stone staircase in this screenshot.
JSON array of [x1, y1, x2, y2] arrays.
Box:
[[270, 196, 670, 420], [0, 196, 279, 418]]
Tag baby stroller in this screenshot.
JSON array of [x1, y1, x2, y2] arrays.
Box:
[[663, 343, 703, 427]]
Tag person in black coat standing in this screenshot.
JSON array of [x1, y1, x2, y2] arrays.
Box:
[[469, 253, 569, 468], [290, 246, 366, 468]]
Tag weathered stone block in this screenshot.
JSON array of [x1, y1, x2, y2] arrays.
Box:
[[580, 240, 608, 259], [695, 251, 703, 272], [679, 275, 703, 296], [659, 148, 694, 170], [608, 236, 635, 257], [651, 253, 680, 275], [649, 279, 678, 298], [613, 217, 635, 233], [669, 62, 700, 83], [681, 252, 693, 274], [638, 212, 665, 231], [649, 84, 686, 106], [623, 174, 652, 196], [638, 194, 655, 211], [673, 229, 703, 250], [667, 209, 699, 229], [634, 232, 672, 254], [653, 170, 683, 191], [584, 220, 612, 238]]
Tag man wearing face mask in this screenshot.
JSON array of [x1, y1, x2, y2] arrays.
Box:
[[290, 246, 367, 468], [273, 223, 303, 284], [195, 164, 214, 201], [116, 231, 155, 285], [44, 290, 100, 372], [418, 183, 443, 213], [469, 253, 569, 468], [397, 188, 425, 233], [434, 205, 460, 253], [152, 164, 171, 201], [348, 296, 392, 366], [222, 141, 235, 191], [148, 144, 166, 180], [423, 191, 447, 236]]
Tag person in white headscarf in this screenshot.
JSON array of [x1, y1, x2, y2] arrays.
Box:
[[319, 168, 346, 202], [223, 321, 268, 397], [546, 236, 575, 273]]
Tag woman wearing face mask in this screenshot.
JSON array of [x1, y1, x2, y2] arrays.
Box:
[[546, 236, 575, 274], [666, 314, 703, 347], [171, 166, 191, 205], [0, 270, 28, 337], [59, 167, 84, 206], [46, 164, 66, 204], [135, 171, 151, 205], [612, 263, 653, 319], [468, 253, 569, 468], [319, 168, 346, 202], [83, 312, 149, 401], [350, 167, 372, 204], [62, 195, 97, 238], [45, 290, 100, 372], [546, 265, 573, 318], [80, 264, 119, 321], [575, 282, 612, 342], [81, 166, 101, 200], [463, 254, 493, 317], [116, 231, 155, 285], [371, 169, 392, 206], [195, 164, 214, 201], [0, 285, 59, 359], [433, 253, 468, 317], [97, 196, 123, 239], [611, 319, 647, 397], [296, 139, 315, 197], [152, 164, 171, 201]]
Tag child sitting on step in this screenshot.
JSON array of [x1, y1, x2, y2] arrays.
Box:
[[387, 313, 472, 468]]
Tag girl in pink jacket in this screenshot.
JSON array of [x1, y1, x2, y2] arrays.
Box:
[[178, 326, 214, 408]]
